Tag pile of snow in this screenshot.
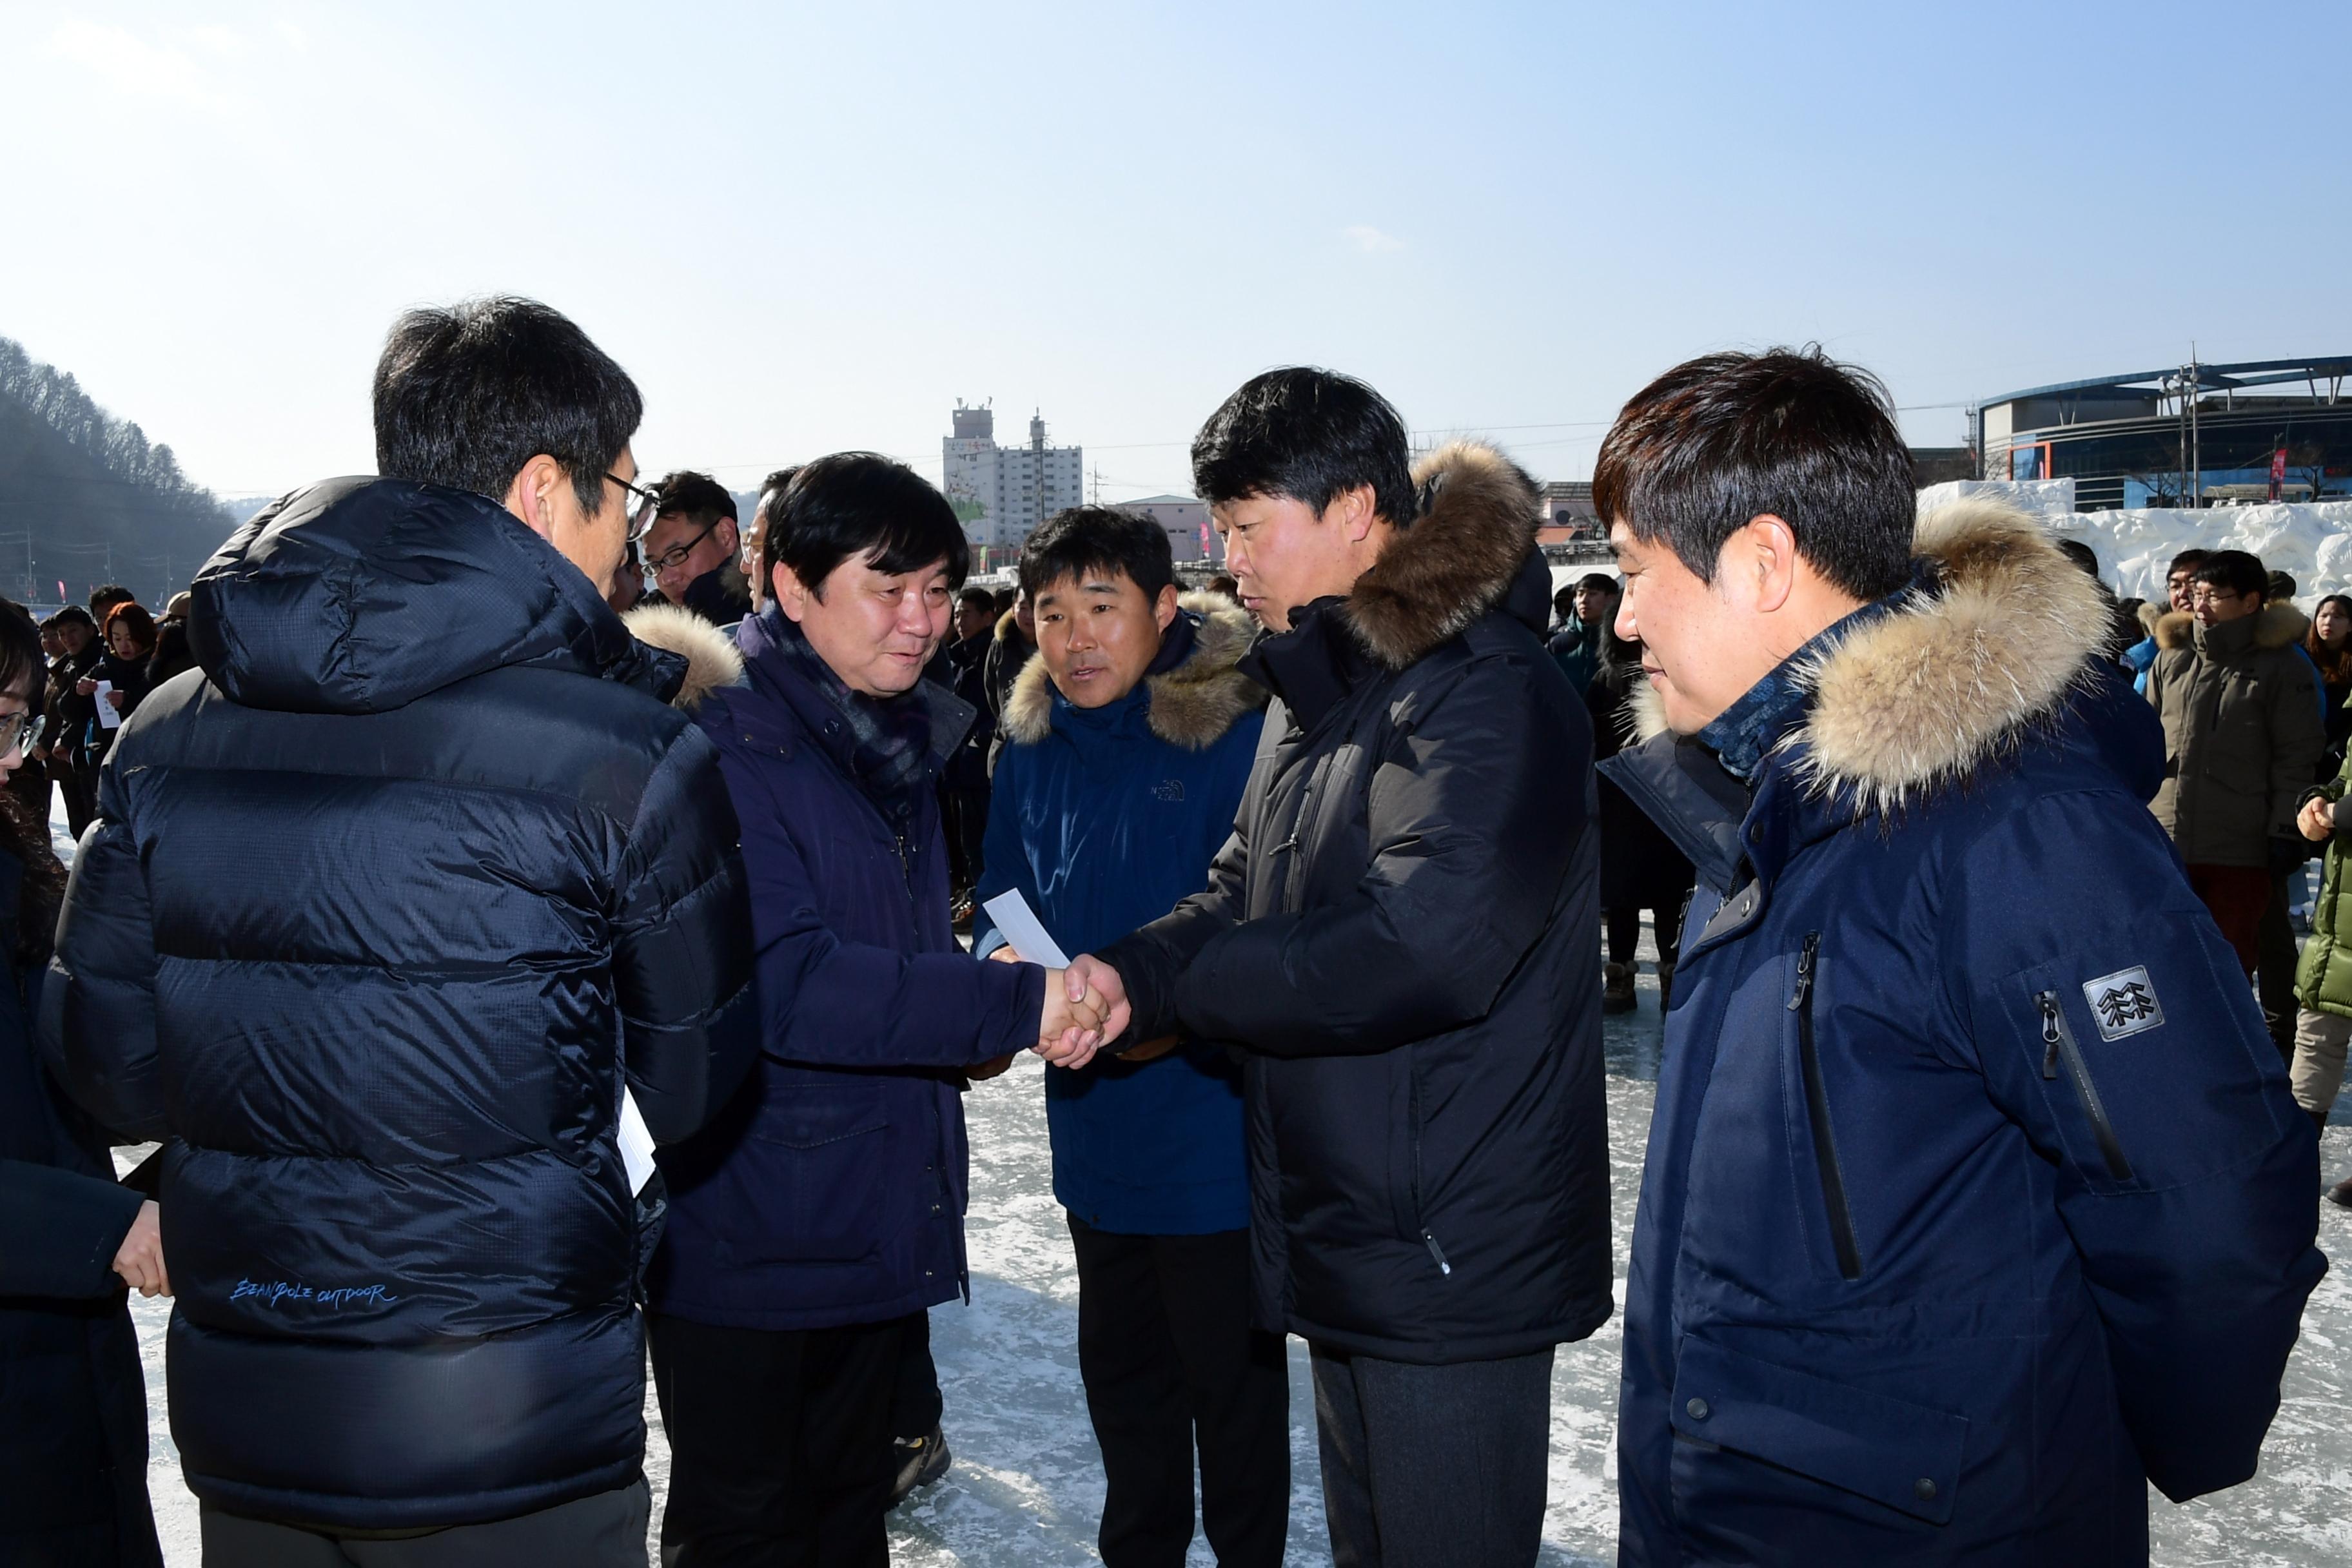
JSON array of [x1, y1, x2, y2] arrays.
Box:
[[1917, 477, 2075, 520], [1921, 479, 2352, 612]]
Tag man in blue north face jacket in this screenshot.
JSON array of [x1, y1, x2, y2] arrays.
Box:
[[1595, 348, 2324, 1567]]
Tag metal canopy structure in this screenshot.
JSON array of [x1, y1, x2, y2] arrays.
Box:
[[1986, 357, 2352, 409]]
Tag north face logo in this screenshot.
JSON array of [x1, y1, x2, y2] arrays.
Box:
[[1152, 779, 1186, 803], [2081, 966, 2164, 1041]]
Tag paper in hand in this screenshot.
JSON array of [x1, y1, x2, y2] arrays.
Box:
[[93, 680, 121, 730], [618, 1088, 658, 1196], [981, 889, 1072, 968]]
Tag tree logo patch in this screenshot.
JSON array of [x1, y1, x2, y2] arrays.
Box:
[[2082, 966, 2164, 1041]]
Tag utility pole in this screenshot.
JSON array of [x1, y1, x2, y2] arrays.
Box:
[[2189, 345, 2202, 510], [1090, 464, 1101, 505]]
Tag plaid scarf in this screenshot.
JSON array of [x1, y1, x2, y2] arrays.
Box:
[[765, 613, 937, 818]]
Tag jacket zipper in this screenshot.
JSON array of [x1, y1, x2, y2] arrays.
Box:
[[2036, 992, 2133, 1181], [1788, 934, 1862, 1280], [1422, 1229, 1451, 1277]]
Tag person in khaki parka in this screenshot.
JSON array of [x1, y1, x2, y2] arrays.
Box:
[[2144, 549, 2324, 974], [2289, 755, 2352, 1206]]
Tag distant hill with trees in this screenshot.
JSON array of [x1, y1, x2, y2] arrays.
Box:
[[0, 335, 243, 611]]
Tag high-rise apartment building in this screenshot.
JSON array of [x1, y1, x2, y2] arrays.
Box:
[[940, 401, 1084, 553]]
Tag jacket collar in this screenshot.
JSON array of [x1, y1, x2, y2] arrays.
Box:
[[1242, 440, 1542, 727], [730, 605, 974, 776], [2157, 600, 2309, 659], [1001, 591, 1259, 750], [1605, 497, 2120, 877]]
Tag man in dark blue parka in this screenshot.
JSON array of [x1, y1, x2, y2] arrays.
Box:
[[972, 507, 1284, 1565], [1597, 348, 2326, 1566], [43, 298, 760, 1560], [639, 452, 1113, 1565]]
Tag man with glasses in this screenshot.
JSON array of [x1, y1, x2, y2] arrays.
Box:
[[643, 469, 754, 627], [2146, 547, 2326, 975], [44, 296, 758, 1563]]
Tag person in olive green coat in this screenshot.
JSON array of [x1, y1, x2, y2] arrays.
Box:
[[2144, 550, 2324, 973], [2290, 758, 2352, 1206]]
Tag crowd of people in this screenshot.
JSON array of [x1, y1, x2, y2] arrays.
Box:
[[0, 295, 2335, 1568]]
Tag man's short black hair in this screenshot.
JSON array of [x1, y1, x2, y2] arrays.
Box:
[[54, 605, 95, 632], [762, 452, 968, 597], [2053, 538, 2102, 578], [90, 584, 132, 616], [1576, 571, 1621, 595], [2195, 550, 2270, 602], [1594, 346, 1915, 601], [2268, 569, 2298, 601], [1191, 367, 1417, 530], [2166, 548, 2211, 577], [1019, 507, 1176, 602], [373, 297, 642, 517], [652, 470, 737, 531], [956, 586, 995, 613]]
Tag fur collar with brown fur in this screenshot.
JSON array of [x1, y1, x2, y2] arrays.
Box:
[[622, 600, 747, 710], [1001, 591, 1260, 750], [1632, 497, 2115, 814], [1342, 441, 1540, 670], [2151, 600, 2309, 652]]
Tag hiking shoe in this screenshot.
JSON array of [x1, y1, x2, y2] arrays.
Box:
[[888, 1425, 951, 1509], [1603, 961, 1638, 1014], [2329, 1175, 2352, 1210]]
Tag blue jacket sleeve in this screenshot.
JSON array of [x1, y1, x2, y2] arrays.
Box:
[[720, 741, 1045, 1070], [1943, 787, 2326, 1502], [0, 1158, 144, 1298], [609, 725, 761, 1145], [41, 763, 167, 1143]]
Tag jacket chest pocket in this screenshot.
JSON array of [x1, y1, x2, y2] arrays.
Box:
[[1682, 939, 1863, 1289], [1262, 745, 1368, 911]]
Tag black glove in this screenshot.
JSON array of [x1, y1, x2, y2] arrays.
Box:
[[2269, 835, 2316, 877]]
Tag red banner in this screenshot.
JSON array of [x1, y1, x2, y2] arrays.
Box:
[[2271, 447, 2288, 502]]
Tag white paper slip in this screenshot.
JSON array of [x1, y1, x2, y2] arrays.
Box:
[[618, 1088, 658, 1197], [93, 680, 121, 730], [980, 889, 1073, 968]]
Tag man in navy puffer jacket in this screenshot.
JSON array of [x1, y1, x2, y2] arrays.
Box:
[[1598, 348, 2324, 1567], [43, 298, 758, 1560]]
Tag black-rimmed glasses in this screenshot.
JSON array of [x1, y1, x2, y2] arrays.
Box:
[[645, 515, 724, 574], [609, 472, 663, 544]]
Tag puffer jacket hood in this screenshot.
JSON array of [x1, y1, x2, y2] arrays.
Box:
[[193, 477, 676, 714]]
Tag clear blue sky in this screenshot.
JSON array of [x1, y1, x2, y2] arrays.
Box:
[[5, 0, 2345, 504]]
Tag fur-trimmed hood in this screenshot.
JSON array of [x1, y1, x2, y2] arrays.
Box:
[[623, 599, 747, 710], [2151, 600, 2309, 653], [1001, 591, 1260, 750], [1342, 441, 1541, 670], [1628, 498, 2120, 814]]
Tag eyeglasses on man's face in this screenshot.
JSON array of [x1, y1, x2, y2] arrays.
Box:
[[608, 472, 663, 544], [0, 710, 36, 758], [2189, 587, 2243, 608], [645, 516, 725, 574]]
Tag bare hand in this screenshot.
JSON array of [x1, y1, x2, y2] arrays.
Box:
[[2300, 796, 2335, 844], [105, 691, 126, 711], [1037, 966, 1108, 1069], [986, 944, 1024, 964], [75, 678, 97, 697], [112, 1200, 170, 1298], [1065, 954, 1133, 1046]]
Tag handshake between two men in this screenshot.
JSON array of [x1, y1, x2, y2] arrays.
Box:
[[987, 948, 1136, 1070]]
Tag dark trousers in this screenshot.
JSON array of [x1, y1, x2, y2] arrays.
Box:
[[647, 1311, 910, 1568], [2257, 869, 2300, 1061], [199, 1480, 649, 1567], [889, 1309, 943, 1438], [1068, 1216, 1289, 1568], [57, 755, 97, 841], [1309, 1344, 1553, 1568], [2186, 863, 2272, 976], [1603, 901, 1687, 971]]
